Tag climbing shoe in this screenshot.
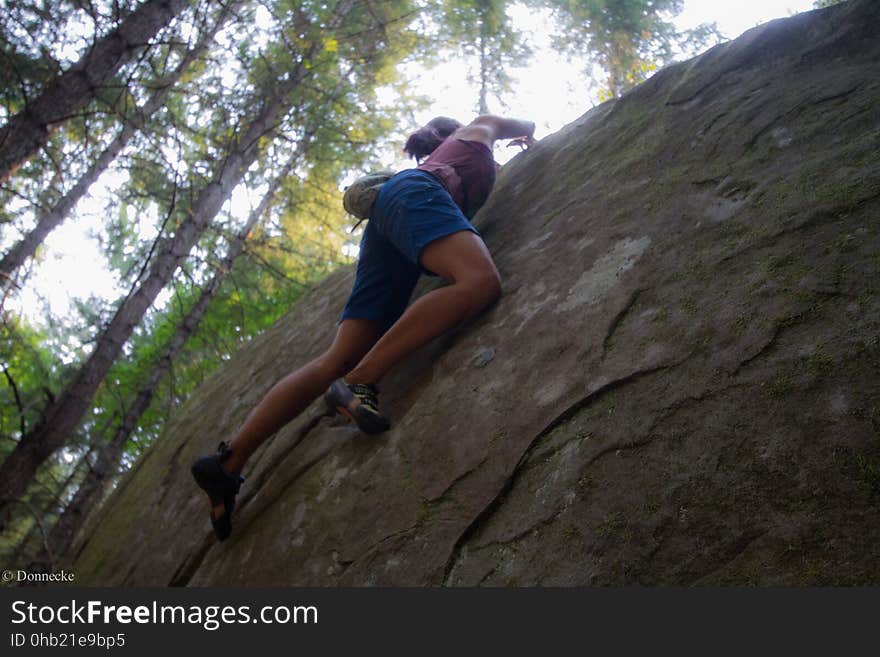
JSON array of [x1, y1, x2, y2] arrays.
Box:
[[324, 378, 391, 434], [190, 441, 244, 541]]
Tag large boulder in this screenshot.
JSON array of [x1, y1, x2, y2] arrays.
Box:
[[71, 0, 880, 585]]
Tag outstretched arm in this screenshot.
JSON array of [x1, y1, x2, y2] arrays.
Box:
[[455, 115, 536, 148]]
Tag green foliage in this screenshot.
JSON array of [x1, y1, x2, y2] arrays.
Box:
[[545, 0, 721, 98], [64, 0, 421, 467], [0, 318, 62, 445], [0, 315, 81, 564], [435, 0, 532, 113], [0, 0, 425, 568]]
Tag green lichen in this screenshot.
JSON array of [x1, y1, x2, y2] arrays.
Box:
[[595, 512, 626, 539], [803, 346, 834, 377], [562, 525, 583, 543], [854, 453, 880, 497], [833, 232, 860, 253], [643, 496, 661, 515], [681, 296, 698, 316], [733, 312, 752, 335], [764, 372, 796, 398]]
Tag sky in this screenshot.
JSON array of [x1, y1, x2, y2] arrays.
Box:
[[6, 0, 818, 331], [409, 0, 817, 159]]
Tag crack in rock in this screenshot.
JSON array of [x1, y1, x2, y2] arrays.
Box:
[[441, 358, 688, 585]]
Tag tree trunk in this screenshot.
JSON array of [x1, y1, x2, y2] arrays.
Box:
[[43, 77, 352, 558], [45, 163, 296, 559], [0, 1, 356, 511], [0, 0, 191, 184], [0, 3, 238, 289], [478, 31, 490, 115], [8, 447, 93, 567]]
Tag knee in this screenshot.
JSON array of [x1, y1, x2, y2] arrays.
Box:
[[484, 270, 502, 305], [465, 268, 502, 309]]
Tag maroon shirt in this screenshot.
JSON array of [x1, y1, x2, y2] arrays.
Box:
[[417, 138, 497, 219]]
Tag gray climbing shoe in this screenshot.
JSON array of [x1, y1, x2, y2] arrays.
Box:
[[324, 378, 391, 434]]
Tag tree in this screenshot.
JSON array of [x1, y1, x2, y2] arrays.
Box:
[[546, 0, 719, 99], [0, 17, 325, 511], [0, 0, 417, 517], [41, 173, 282, 559], [40, 101, 339, 557], [2, 447, 93, 567], [0, 0, 193, 183], [0, 2, 239, 292], [438, 0, 531, 114]]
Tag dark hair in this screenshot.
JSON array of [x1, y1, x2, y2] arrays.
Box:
[[404, 116, 463, 162]]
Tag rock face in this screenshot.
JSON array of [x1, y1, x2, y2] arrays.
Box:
[[72, 0, 880, 585]]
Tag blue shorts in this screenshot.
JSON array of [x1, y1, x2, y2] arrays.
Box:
[[340, 169, 480, 332]]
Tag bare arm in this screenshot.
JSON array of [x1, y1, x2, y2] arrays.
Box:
[[454, 115, 536, 148]]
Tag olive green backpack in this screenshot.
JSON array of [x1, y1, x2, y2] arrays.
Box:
[[342, 171, 396, 225]]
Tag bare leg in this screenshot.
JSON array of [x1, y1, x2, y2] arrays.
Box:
[[223, 318, 381, 475], [345, 231, 501, 385]]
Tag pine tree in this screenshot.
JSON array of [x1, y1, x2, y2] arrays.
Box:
[[545, 0, 719, 99], [42, 129, 318, 559], [437, 0, 530, 114], [0, 0, 363, 512], [0, 0, 193, 182], [0, 3, 238, 291]]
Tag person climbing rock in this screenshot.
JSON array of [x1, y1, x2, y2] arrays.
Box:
[[191, 114, 536, 540]]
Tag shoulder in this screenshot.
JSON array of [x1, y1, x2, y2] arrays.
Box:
[[452, 116, 498, 148]]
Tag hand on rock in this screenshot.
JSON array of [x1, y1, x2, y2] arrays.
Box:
[[506, 135, 536, 150]]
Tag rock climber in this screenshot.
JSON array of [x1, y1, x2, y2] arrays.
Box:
[[191, 114, 536, 540]]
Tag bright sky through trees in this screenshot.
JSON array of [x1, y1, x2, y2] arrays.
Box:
[[410, 0, 815, 161], [10, 0, 816, 327]]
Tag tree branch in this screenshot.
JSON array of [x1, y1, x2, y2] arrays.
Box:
[[2, 365, 26, 438]]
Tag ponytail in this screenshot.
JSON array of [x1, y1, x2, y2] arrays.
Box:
[[404, 127, 444, 162], [403, 116, 464, 163]]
